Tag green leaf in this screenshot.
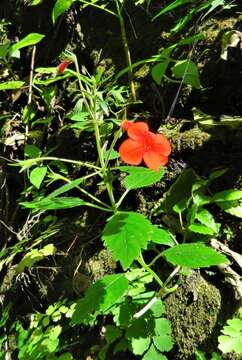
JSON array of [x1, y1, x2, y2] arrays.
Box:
[[20, 196, 86, 210], [103, 149, 120, 161], [71, 274, 128, 325], [152, 0, 193, 20], [24, 144, 42, 158], [16, 244, 56, 273], [188, 223, 215, 235], [153, 335, 173, 352], [104, 325, 122, 344], [29, 166, 47, 189], [52, 0, 74, 24], [218, 318, 242, 354], [151, 60, 170, 85], [212, 189, 242, 202], [46, 177, 85, 198], [150, 299, 165, 318], [29, 0, 44, 5], [195, 208, 219, 233], [162, 243, 228, 268], [172, 60, 201, 89], [120, 166, 165, 190], [131, 337, 151, 355], [102, 212, 152, 269], [164, 168, 198, 213], [10, 33, 45, 54], [143, 344, 167, 360], [218, 201, 242, 218], [152, 318, 173, 352], [150, 226, 175, 246], [0, 81, 25, 91]]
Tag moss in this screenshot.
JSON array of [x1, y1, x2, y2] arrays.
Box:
[[165, 272, 221, 359], [160, 123, 210, 152]]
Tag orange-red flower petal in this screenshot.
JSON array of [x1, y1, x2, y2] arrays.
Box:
[[119, 138, 144, 165], [152, 133, 172, 156], [143, 150, 168, 171], [127, 122, 150, 141]]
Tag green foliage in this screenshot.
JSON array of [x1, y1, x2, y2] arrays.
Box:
[[71, 274, 129, 324], [0, 80, 25, 90], [120, 166, 165, 190], [102, 212, 152, 269], [218, 308, 242, 355], [29, 166, 48, 189], [10, 33, 45, 55], [162, 243, 228, 268], [16, 300, 75, 360], [15, 244, 56, 274], [52, 0, 75, 24], [172, 59, 201, 89]]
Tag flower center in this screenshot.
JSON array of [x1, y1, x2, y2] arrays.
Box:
[[144, 144, 152, 151]]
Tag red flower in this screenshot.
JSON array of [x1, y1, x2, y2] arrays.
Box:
[[57, 60, 71, 74], [119, 120, 171, 172]]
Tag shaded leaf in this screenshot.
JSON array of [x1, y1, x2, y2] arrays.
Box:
[[20, 197, 86, 210], [172, 59, 201, 89], [71, 274, 128, 325], [52, 0, 74, 24]]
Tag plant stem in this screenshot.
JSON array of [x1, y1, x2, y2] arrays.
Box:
[[115, 0, 136, 102], [115, 188, 130, 209], [137, 254, 164, 288], [15, 157, 101, 171], [92, 86, 117, 211], [56, 174, 111, 210]]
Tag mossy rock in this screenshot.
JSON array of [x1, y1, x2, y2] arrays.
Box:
[[165, 272, 221, 359]]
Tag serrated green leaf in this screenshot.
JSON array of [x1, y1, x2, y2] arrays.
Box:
[[164, 168, 198, 213], [102, 212, 152, 269], [29, 166, 47, 189], [104, 325, 122, 344], [71, 274, 128, 325], [195, 208, 219, 233], [143, 344, 167, 360], [52, 0, 74, 24], [151, 226, 175, 246], [154, 318, 172, 337], [188, 223, 215, 235], [150, 299, 165, 318], [162, 243, 228, 268], [153, 335, 173, 352], [10, 33, 45, 54], [212, 189, 242, 202], [120, 166, 165, 190], [0, 81, 25, 91], [20, 196, 86, 210], [172, 59, 201, 89], [218, 334, 242, 354], [131, 337, 151, 355], [151, 60, 169, 85], [218, 201, 242, 218]]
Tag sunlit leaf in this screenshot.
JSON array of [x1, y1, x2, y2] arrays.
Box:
[[102, 212, 152, 269], [162, 243, 228, 268]]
